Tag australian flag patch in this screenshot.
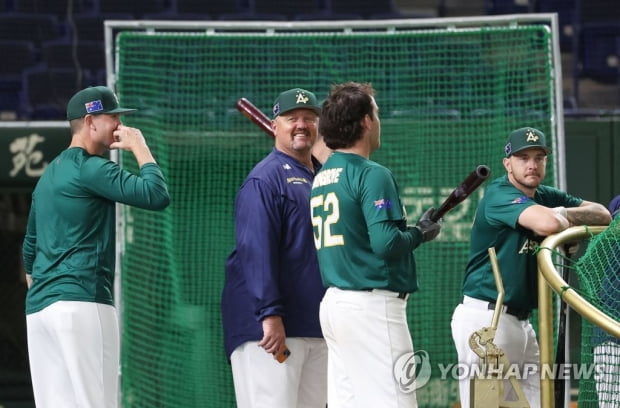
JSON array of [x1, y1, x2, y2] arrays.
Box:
[[511, 196, 530, 204], [85, 100, 103, 113], [374, 198, 393, 210]]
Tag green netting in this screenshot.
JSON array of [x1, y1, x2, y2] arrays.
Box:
[[573, 217, 620, 407], [114, 22, 559, 407]]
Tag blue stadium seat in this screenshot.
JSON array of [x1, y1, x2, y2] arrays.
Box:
[[94, 0, 172, 18], [578, 23, 620, 84], [72, 13, 133, 42], [13, 0, 93, 17], [175, 0, 252, 19], [485, 0, 532, 15], [537, 0, 577, 52], [0, 13, 62, 43], [41, 40, 105, 80], [0, 40, 37, 117], [252, 0, 324, 20], [328, 0, 403, 20], [0, 40, 37, 82], [20, 67, 94, 120], [578, 0, 619, 24]]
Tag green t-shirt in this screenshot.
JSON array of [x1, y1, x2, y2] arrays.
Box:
[[310, 151, 420, 293], [463, 175, 582, 310], [23, 147, 169, 314]]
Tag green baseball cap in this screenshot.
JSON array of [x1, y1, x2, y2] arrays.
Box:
[[504, 127, 551, 157], [66, 86, 137, 121], [272, 88, 321, 118]]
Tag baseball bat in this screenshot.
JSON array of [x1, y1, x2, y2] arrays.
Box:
[[431, 165, 491, 222], [236, 97, 274, 138]]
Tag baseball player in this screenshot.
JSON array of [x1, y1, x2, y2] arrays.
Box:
[[221, 88, 327, 408], [450, 127, 611, 407], [310, 81, 441, 408], [22, 86, 170, 408]]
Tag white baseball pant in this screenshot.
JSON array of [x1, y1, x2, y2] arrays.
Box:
[[320, 287, 418, 408], [230, 337, 327, 408], [451, 296, 540, 408], [26, 300, 119, 408]]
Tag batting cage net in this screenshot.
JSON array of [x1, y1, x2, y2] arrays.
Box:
[[573, 217, 620, 407], [108, 16, 563, 407]]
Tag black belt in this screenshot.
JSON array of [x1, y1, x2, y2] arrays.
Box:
[[488, 302, 531, 321], [363, 289, 408, 300]]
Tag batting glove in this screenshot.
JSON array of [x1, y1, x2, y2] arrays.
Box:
[[414, 207, 441, 242]]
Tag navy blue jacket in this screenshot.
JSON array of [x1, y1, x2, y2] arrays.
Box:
[[222, 149, 325, 359]]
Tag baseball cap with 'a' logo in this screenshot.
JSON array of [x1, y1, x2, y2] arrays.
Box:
[[272, 88, 321, 118], [504, 127, 552, 157]]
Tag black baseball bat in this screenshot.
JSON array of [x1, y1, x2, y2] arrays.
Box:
[[431, 165, 491, 222]]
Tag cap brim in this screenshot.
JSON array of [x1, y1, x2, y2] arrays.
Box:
[[108, 108, 137, 115], [277, 106, 320, 117], [511, 145, 551, 155]]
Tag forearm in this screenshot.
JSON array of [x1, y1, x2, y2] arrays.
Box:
[[566, 202, 612, 226], [369, 220, 422, 259], [133, 143, 156, 167]]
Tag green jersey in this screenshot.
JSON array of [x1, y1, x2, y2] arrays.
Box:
[[463, 175, 582, 310], [310, 152, 422, 293], [23, 147, 170, 314]]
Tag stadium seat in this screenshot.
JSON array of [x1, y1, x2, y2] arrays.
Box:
[[72, 13, 134, 42], [94, 0, 172, 18], [175, 0, 251, 19], [0, 13, 62, 44], [0, 40, 37, 83], [537, 0, 577, 52], [579, 0, 619, 24], [13, 0, 92, 17], [328, 0, 403, 19], [41, 40, 106, 79], [252, 0, 324, 20], [20, 67, 94, 120], [578, 23, 620, 84], [484, 0, 532, 15], [0, 40, 37, 118]]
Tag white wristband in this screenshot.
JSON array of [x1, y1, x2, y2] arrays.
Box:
[[552, 206, 567, 218]]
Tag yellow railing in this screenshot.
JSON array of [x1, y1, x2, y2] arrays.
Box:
[[537, 225, 620, 407]]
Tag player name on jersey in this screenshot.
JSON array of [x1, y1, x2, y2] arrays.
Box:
[[313, 167, 343, 188]]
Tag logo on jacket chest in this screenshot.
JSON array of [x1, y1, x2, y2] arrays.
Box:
[[287, 177, 309, 184], [518, 238, 539, 254]]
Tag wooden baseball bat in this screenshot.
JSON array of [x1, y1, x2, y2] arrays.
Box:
[[432, 165, 491, 222], [236, 97, 274, 138], [236, 97, 489, 223]]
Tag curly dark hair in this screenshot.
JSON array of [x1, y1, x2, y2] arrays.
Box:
[[319, 82, 375, 150]]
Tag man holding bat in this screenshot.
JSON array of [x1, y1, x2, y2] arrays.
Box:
[[222, 88, 327, 408], [451, 127, 611, 407], [310, 82, 441, 408]]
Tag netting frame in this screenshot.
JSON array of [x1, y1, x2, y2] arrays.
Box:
[[104, 13, 566, 191], [105, 14, 566, 407]]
